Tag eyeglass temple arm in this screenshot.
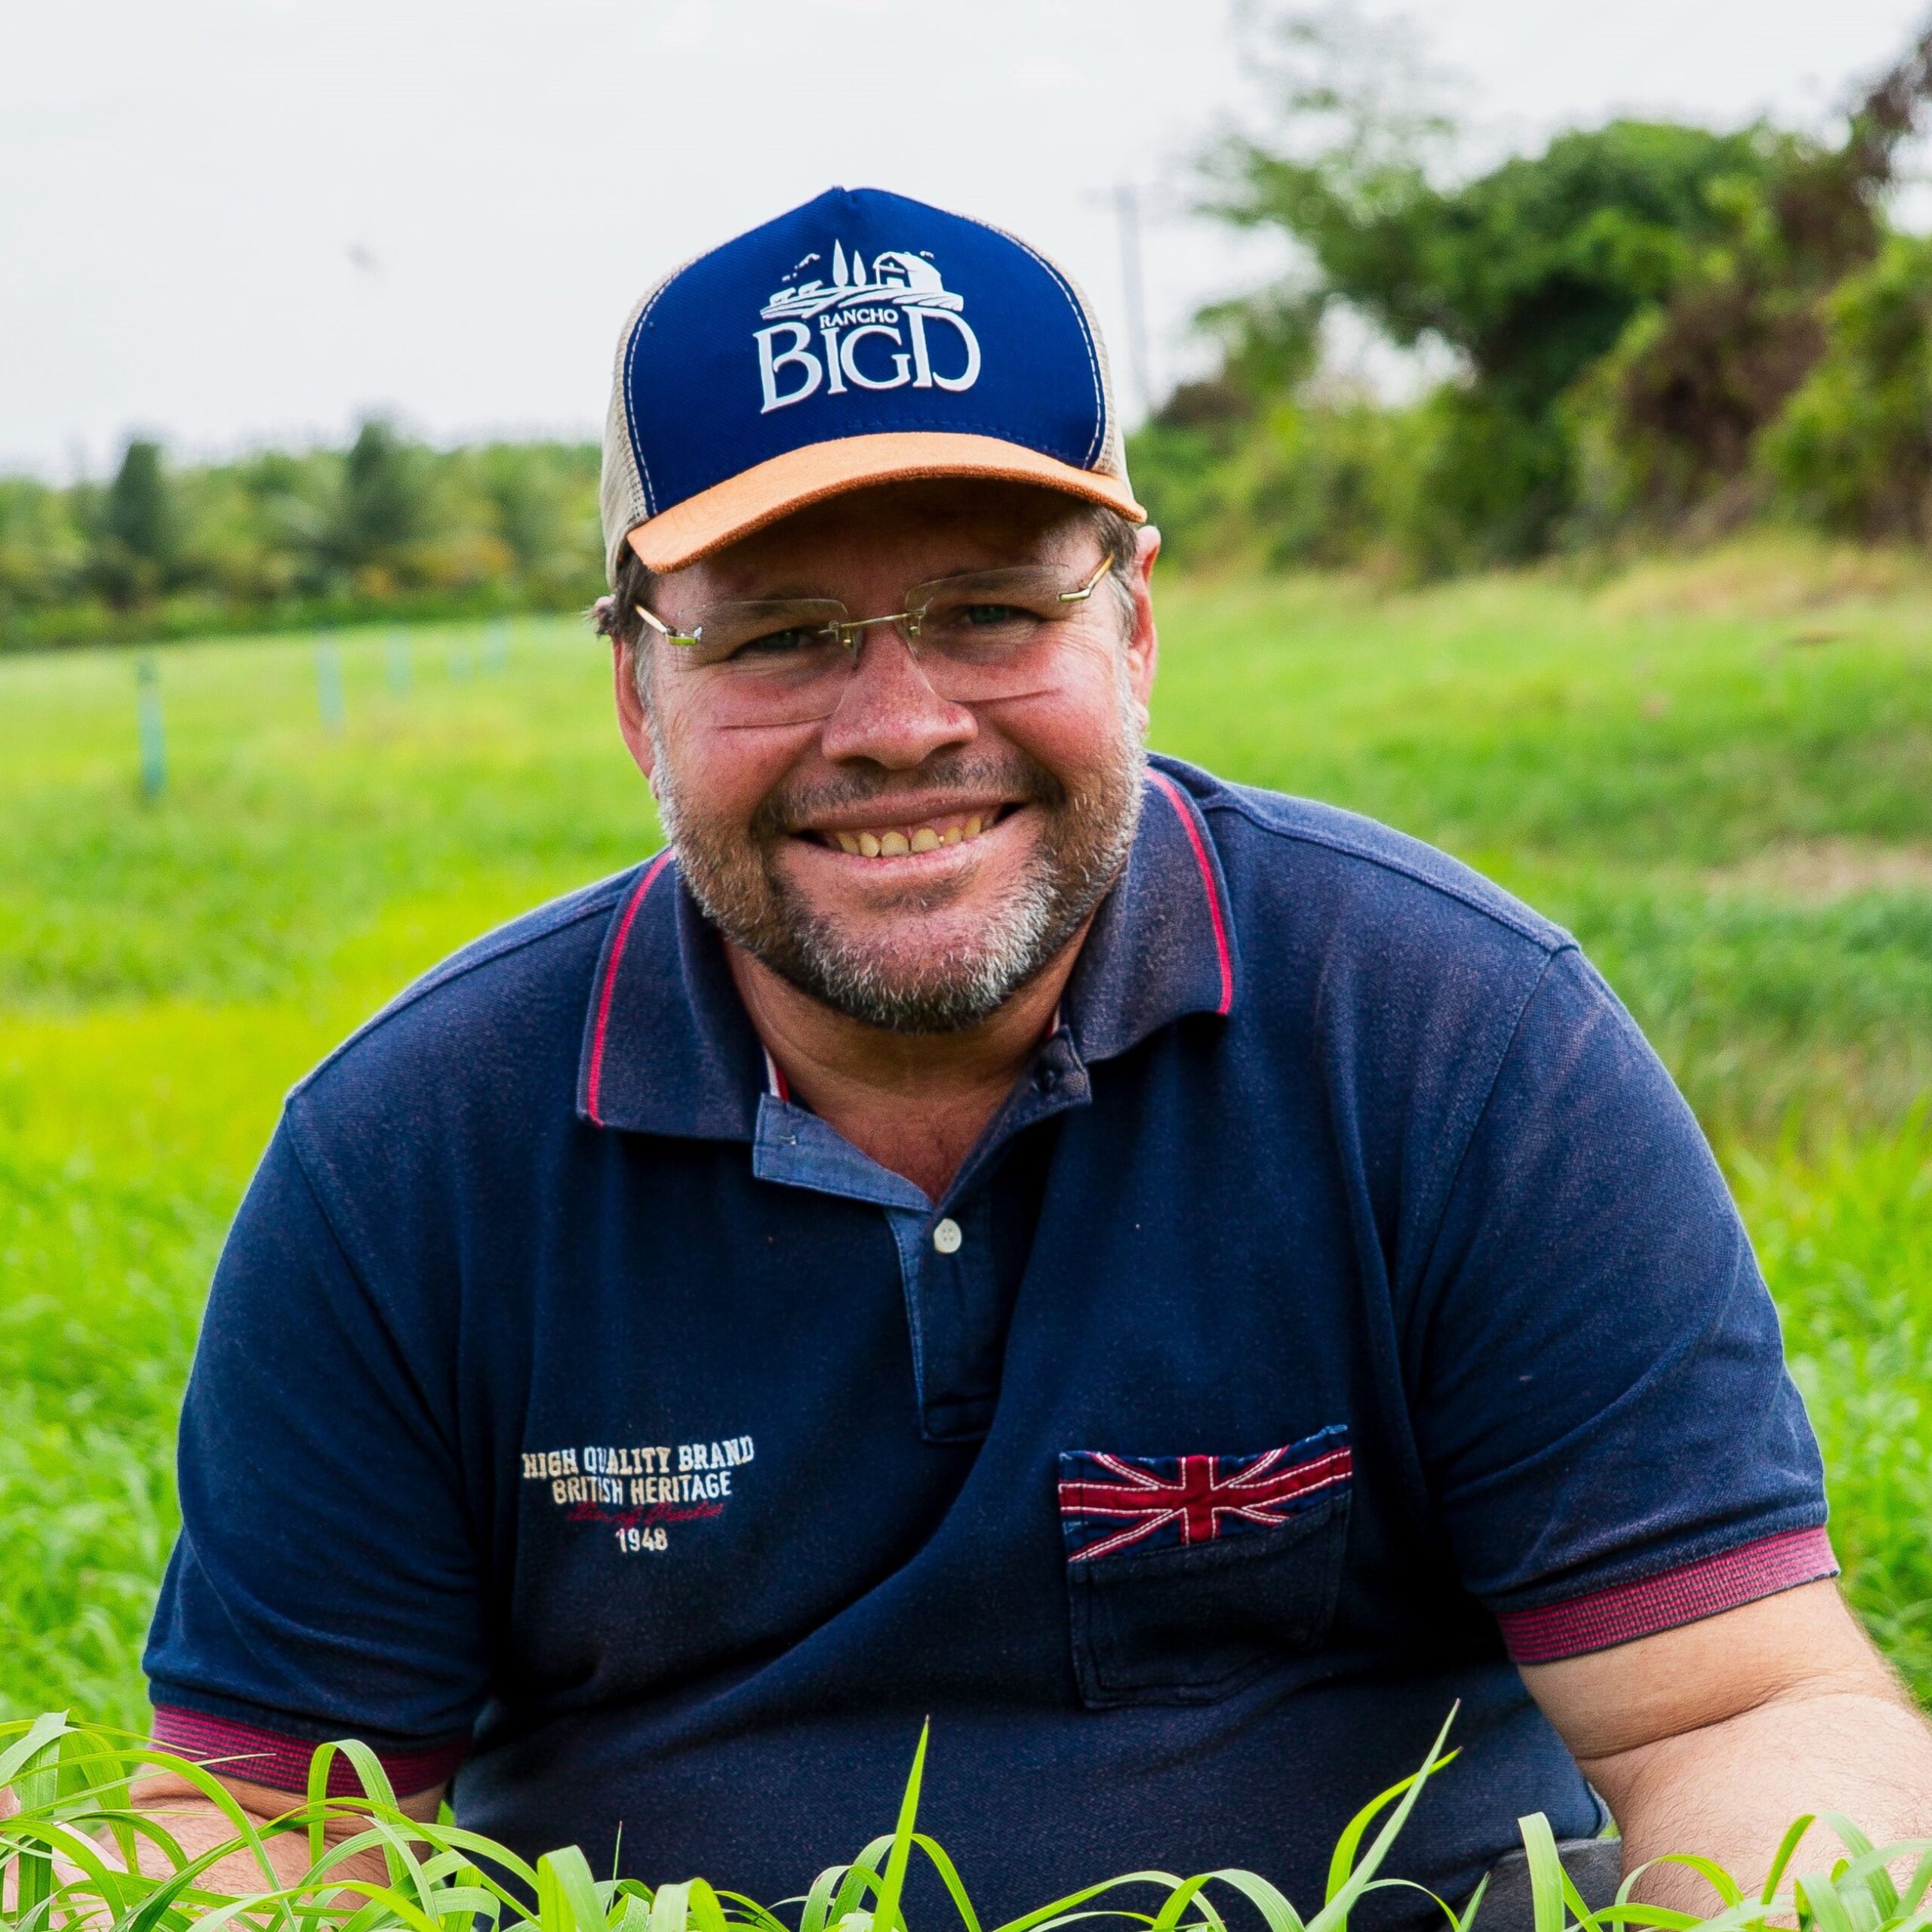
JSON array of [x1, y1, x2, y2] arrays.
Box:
[[1058, 557, 1115, 603], [634, 603, 703, 647]]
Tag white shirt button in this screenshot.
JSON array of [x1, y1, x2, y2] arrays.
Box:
[[932, 1217, 963, 1255]]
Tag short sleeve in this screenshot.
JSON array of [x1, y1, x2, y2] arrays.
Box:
[[1412, 947, 1835, 1663], [143, 1117, 485, 1793]]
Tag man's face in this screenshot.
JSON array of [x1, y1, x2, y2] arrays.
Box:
[[613, 480, 1160, 1032]]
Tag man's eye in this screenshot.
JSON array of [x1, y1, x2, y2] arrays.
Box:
[[733, 626, 824, 659], [957, 603, 1030, 628]]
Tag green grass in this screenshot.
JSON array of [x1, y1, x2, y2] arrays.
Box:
[[1, 553, 1929, 1734], [0, 1710, 1475, 1932], [4, 1709, 1928, 1932], [1149, 567, 1932, 1135]]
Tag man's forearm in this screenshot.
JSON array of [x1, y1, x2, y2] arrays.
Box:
[[1526, 1581, 1932, 1912], [1581, 1688, 1932, 1912], [125, 1774, 438, 1900]]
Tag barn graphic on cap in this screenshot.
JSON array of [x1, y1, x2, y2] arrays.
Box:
[[760, 240, 963, 318], [601, 185, 1143, 579]]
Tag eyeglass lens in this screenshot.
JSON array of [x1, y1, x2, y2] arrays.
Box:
[[656, 562, 1110, 712]]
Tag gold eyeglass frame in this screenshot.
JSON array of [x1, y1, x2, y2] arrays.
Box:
[[632, 555, 1114, 657]]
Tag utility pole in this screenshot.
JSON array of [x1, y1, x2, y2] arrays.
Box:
[[1111, 183, 1155, 420]]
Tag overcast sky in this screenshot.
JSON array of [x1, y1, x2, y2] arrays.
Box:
[[5, 0, 1929, 477]]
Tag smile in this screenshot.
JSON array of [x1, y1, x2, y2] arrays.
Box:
[[806, 804, 1015, 858]]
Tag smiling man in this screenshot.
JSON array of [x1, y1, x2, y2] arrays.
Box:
[[140, 188, 1932, 1922]]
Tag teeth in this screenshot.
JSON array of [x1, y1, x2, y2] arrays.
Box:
[[824, 812, 1001, 856]]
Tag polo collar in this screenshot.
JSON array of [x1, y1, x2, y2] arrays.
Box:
[[1064, 759, 1236, 1063], [575, 755, 1238, 1140], [577, 851, 767, 1140]]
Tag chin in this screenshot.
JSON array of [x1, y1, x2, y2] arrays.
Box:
[[833, 906, 1002, 968]]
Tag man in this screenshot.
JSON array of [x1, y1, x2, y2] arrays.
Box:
[[139, 186, 1931, 1918]]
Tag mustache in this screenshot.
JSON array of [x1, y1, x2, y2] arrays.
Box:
[[751, 752, 1067, 839]]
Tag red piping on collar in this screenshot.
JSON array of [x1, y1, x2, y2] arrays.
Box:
[[586, 851, 675, 1127], [1146, 770, 1233, 1017], [762, 1047, 792, 1102]]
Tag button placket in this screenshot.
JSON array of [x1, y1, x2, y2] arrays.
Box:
[[876, 1192, 1000, 1442], [754, 1035, 1092, 1444]]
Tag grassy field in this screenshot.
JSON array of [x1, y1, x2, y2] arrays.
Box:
[[1, 537, 1928, 1729]]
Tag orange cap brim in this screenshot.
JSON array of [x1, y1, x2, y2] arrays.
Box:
[[626, 430, 1145, 573]]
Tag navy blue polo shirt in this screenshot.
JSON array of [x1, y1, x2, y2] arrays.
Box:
[[146, 755, 1833, 1921]]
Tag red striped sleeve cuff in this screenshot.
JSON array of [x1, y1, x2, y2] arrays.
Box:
[[1496, 1524, 1839, 1665], [150, 1705, 467, 1798]]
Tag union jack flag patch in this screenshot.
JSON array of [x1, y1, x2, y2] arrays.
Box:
[[1057, 1426, 1351, 1564]]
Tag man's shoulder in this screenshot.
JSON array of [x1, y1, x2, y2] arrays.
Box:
[[288, 865, 641, 1120], [1158, 755, 1572, 963]]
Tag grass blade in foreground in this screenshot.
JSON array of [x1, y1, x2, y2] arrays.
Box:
[[5, 1709, 1932, 1932]]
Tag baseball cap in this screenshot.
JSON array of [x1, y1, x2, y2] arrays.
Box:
[[601, 185, 1145, 580]]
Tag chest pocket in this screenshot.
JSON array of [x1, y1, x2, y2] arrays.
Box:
[[1057, 1426, 1352, 1709]]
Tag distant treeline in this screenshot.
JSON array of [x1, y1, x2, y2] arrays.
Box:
[[1128, 5, 1932, 577], [19, 7, 1932, 651], [0, 424, 602, 652]]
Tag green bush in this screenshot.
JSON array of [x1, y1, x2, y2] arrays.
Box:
[[1130, 394, 1421, 574], [1395, 385, 1578, 574], [1758, 235, 1932, 538]]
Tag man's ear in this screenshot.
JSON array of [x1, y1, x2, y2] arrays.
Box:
[[1125, 525, 1161, 718], [611, 637, 657, 789]]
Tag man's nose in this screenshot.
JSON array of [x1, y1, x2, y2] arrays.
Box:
[[817, 629, 977, 769]]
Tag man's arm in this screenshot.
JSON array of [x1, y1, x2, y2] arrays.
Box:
[[142, 1121, 486, 1884], [1524, 1581, 1932, 1911], [122, 1770, 447, 1897]]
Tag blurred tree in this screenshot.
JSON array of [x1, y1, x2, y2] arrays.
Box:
[[1186, 286, 1329, 420], [235, 449, 332, 598], [1757, 233, 1932, 537], [476, 445, 573, 587], [0, 433, 603, 650], [103, 441, 178, 562], [1200, 3, 1786, 564], [0, 480, 85, 615], [1184, 2, 1932, 564], [91, 439, 183, 608], [331, 417, 435, 588], [1589, 19, 1932, 521]]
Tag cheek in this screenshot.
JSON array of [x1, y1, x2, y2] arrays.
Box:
[[979, 641, 1132, 775], [656, 700, 812, 826]]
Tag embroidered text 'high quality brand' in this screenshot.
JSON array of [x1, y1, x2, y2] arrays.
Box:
[[522, 1436, 755, 1555]]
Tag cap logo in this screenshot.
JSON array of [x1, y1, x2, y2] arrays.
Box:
[[753, 239, 982, 413]]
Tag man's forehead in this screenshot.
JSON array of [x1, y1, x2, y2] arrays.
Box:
[[660, 479, 1093, 600]]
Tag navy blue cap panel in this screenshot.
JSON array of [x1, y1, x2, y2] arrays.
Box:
[[623, 187, 1108, 519]]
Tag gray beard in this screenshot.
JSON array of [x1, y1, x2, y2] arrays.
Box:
[[650, 712, 1145, 1035]]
